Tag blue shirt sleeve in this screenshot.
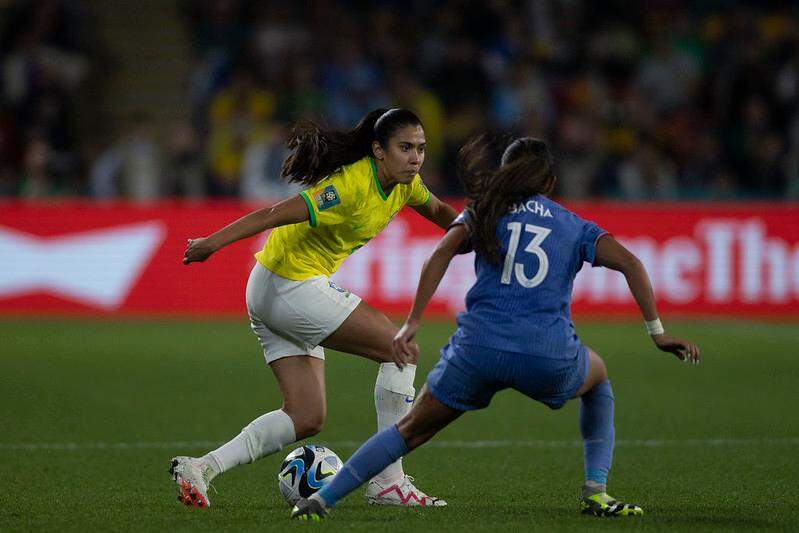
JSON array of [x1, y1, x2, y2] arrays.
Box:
[[448, 209, 474, 255], [579, 219, 608, 266]]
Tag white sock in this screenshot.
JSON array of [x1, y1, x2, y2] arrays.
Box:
[[372, 362, 416, 485], [203, 409, 296, 479]]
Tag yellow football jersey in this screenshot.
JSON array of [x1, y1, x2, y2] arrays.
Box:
[[255, 156, 430, 280]]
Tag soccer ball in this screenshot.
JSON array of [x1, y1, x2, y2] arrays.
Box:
[[277, 445, 341, 506]]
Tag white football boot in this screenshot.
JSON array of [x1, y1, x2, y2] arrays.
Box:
[[366, 475, 447, 507], [169, 456, 212, 508]]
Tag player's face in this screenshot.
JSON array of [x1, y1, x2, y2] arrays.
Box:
[[378, 125, 426, 184]]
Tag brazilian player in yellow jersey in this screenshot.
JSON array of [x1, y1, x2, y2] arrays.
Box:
[[171, 109, 458, 509], [257, 155, 431, 280]]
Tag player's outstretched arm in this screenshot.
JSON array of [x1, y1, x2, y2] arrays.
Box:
[[594, 234, 700, 364], [393, 224, 469, 363], [183, 195, 309, 264], [411, 193, 459, 229]]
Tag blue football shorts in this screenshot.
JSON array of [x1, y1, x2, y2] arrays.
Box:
[[426, 341, 590, 411]]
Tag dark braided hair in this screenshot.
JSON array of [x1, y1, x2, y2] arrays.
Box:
[[458, 136, 556, 265], [281, 108, 423, 186]]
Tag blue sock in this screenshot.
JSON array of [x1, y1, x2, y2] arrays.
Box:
[[316, 425, 408, 508], [579, 379, 615, 486]]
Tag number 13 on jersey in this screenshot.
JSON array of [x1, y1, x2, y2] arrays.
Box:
[[501, 222, 551, 288]]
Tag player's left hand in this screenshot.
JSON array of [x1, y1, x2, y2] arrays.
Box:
[[652, 334, 700, 364], [392, 321, 420, 369], [183, 237, 215, 264]]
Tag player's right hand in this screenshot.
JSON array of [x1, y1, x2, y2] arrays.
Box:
[[183, 237, 215, 264], [392, 321, 420, 369], [652, 334, 700, 364]]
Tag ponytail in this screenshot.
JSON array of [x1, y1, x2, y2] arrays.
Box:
[[458, 136, 556, 264], [281, 108, 423, 186]]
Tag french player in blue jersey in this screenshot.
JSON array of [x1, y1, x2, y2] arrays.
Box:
[[291, 136, 700, 521]]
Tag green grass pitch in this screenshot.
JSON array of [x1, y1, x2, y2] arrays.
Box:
[[1, 318, 797, 531]]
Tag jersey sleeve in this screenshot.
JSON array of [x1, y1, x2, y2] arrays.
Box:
[[298, 177, 348, 228], [406, 175, 431, 207], [448, 208, 474, 255], [578, 219, 609, 266]]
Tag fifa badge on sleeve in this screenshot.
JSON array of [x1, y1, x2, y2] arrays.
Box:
[[315, 185, 341, 211]]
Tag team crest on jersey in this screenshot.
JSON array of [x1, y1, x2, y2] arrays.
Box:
[[315, 185, 341, 211]]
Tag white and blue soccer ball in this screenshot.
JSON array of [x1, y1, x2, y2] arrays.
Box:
[[277, 445, 341, 506]]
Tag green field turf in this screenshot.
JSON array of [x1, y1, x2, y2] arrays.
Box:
[[1, 318, 796, 531]]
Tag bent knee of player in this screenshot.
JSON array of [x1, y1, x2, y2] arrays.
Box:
[[576, 349, 608, 397], [590, 351, 608, 382], [292, 414, 325, 439], [283, 405, 326, 439]]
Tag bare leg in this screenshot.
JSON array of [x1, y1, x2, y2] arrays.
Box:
[[397, 385, 463, 450], [574, 348, 608, 398], [321, 300, 424, 489], [271, 356, 327, 439], [308, 385, 463, 510], [201, 355, 325, 479], [321, 300, 416, 364], [171, 355, 326, 508]]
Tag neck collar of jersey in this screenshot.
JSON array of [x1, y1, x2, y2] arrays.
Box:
[[370, 157, 389, 201]]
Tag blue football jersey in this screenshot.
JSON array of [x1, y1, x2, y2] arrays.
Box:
[[451, 195, 607, 358]]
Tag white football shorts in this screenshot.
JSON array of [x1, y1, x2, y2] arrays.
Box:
[[245, 262, 362, 364]]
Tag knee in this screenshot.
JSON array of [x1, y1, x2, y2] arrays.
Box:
[[592, 353, 608, 382], [575, 351, 610, 399], [587, 351, 608, 385], [293, 413, 325, 439], [284, 406, 325, 439], [301, 419, 324, 439]]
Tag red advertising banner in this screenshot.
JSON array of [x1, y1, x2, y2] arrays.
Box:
[[1, 200, 798, 318]]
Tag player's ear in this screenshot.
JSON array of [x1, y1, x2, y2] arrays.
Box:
[[372, 140, 385, 161]]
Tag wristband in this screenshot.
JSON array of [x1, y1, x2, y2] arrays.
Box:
[[645, 318, 664, 336]]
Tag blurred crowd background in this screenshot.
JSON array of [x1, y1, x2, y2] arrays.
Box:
[[1, 0, 799, 201]]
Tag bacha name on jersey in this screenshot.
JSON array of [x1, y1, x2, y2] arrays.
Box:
[[510, 200, 553, 218]]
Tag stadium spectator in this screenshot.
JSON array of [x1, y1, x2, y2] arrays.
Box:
[[616, 139, 678, 200], [19, 134, 55, 198], [239, 119, 300, 199], [632, 31, 701, 115], [1, 0, 95, 197], [89, 112, 161, 201], [392, 71, 446, 188], [3, 0, 799, 200], [163, 121, 206, 199], [207, 62, 274, 195], [555, 112, 605, 199]]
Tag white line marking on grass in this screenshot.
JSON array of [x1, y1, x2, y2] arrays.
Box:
[[331, 437, 799, 449], [0, 441, 223, 450], [0, 437, 796, 451]]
